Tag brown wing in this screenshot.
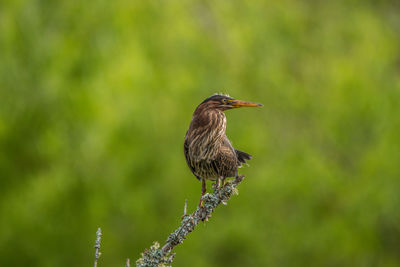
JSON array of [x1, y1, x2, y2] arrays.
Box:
[[184, 136, 201, 180], [215, 137, 240, 178]]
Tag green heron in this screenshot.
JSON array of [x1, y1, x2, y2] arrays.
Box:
[[184, 94, 262, 205]]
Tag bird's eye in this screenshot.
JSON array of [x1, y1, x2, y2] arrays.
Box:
[[222, 99, 229, 104]]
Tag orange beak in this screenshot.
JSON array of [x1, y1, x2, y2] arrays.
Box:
[[231, 99, 263, 108]]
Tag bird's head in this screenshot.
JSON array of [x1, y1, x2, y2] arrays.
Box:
[[199, 94, 263, 111]]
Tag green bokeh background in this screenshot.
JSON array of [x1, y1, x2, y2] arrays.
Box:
[[1, 0, 400, 266]]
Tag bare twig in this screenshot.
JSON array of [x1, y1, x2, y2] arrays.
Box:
[[136, 175, 245, 266], [183, 199, 187, 216], [94, 227, 102, 267]]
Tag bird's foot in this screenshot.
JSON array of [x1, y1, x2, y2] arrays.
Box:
[[213, 177, 225, 196], [199, 208, 211, 222], [197, 199, 210, 222], [213, 182, 223, 198], [221, 178, 226, 188], [213, 177, 222, 190]]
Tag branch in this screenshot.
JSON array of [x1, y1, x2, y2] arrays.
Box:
[[94, 227, 102, 267], [136, 175, 245, 267]]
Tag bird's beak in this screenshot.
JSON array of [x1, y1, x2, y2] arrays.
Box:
[[231, 99, 263, 108]]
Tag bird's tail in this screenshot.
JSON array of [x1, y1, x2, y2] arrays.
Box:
[[235, 149, 252, 166]]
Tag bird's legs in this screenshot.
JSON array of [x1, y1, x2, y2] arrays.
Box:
[[198, 178, 207, 207], [202, 178, 206, 195], [214, 176, 227, 190], [221, 177, 226, 187], [216, 176, 221, 189]]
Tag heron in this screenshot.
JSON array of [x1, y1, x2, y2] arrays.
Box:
[[184, 94, 262, 206]]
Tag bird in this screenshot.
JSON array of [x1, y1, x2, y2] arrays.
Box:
[[184, 94, 262, 206]]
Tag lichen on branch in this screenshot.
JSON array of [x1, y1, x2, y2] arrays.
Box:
[[136, 175, 245, 267]]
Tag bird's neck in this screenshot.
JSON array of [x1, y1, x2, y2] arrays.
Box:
[[189, 109, 226, 141]]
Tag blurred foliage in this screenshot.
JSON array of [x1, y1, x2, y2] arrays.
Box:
[[1, 0, 400, 266]]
